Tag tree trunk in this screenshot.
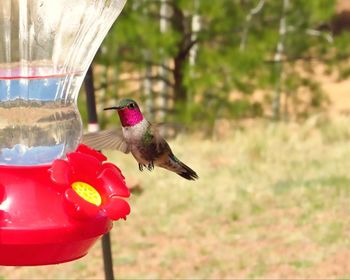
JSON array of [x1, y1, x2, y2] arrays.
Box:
[[173, 55, 187, 102], [171, 4, 191, 104], [143, 50, 153, 120], [159, 0, 169, 121], [272, 0, 289, 120]]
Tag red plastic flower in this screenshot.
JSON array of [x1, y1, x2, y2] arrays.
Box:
[[50, 144, 130, 221], [0, 184, 4, 220]]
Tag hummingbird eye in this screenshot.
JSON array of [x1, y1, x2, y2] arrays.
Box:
[[128, 103, 136, 109]]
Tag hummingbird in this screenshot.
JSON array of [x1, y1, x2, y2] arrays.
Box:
[[82, 99, 198, 180]]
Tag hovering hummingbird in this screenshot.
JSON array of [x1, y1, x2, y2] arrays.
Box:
[[82, 99, 198, 180]]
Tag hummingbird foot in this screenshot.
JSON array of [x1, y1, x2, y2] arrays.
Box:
[[138, 163, 144, 172], [146, 162, 154, 171], [138, 162, 154, 171]]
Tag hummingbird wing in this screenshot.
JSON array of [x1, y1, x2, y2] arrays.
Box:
[[82, 129, 130, 153], [149, 124, 170, 154]]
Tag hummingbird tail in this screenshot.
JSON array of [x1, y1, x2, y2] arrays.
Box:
[[176, 161, 199, 180], [159, 154, 198, 180]]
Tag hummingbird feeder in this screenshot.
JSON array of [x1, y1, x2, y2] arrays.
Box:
[[0, 0, 129, 266]]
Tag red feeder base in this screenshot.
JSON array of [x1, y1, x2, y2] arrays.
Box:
[[0, 237, 104, 266], [0, 145, 130, 266]]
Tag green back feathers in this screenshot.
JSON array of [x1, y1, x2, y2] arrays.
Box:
[[142, 129, 154, 145]]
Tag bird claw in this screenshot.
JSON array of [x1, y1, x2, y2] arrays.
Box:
[[139, 162, 154, 172], [146, 162, 154, 171], [138, 163, 144, 172]]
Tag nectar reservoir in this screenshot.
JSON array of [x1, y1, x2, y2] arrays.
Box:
[[0, 0, 126, 165]]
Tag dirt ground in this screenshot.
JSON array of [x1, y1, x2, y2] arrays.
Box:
[[323, 72, 350, 116]]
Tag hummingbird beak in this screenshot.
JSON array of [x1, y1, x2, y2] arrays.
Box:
[[104, 106, 123, 111]]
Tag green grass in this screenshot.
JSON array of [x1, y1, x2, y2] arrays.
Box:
[[4, 117, 350, 278]]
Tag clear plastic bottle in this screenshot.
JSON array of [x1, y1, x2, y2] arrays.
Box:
[[0, 72, 84, 165], [0, 0, 126, 165]]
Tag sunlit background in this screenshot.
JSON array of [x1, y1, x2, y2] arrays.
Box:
[[4, 0, 350, 278]]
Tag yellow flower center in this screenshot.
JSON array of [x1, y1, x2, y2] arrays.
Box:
[[72, 181, 102, 206]]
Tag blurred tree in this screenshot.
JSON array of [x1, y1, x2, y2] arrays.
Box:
[[92, 0, 348, 128]]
